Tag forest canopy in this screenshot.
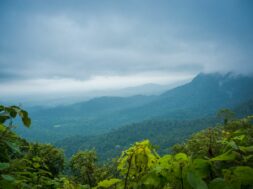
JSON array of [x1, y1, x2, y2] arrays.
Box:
[[0, 105, 253, 188]]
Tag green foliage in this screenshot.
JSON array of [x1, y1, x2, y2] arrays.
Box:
[[0, 105, 87, 189], [26, 143, 65, 177], [217, 109, 235, 125], [70, 150, 98, 187], [187, 171, 208, 189], [208, 178, 231, 189], [57, 118, 215, 161], [95, 113, 253, 189], [96, 178, 121, 188], [0, 105, 32, 188], [117, 140, 159, 188], [0, 106, 31, 162], [1, 104, 253, 189], [0, 105, 31, 127], [210, 149, 238, 161], [0, 163, 10, 170]]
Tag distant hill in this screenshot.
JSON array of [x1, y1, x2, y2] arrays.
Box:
[[120, 73, 253, 119], [15, 72, 253, 142], [107, 81, 189, 96], [4, 83, 175, 107], [234, 98, 253, 117], [55, 118, 216, 161], [55, 97, 253, 161], [16, 95, 157, 141]]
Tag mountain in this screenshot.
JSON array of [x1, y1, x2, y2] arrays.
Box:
[[14, 72, 253, 142], [15, 95, 157, 141], [234, 98, 253, 117], [119, 72, 253, 119], [55, 96, 253, 161], [56, 118, 216, 161], [2, 83, 178, 107], [108, 81, 189, 96]]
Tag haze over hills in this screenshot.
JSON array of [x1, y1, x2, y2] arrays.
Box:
[[55, 97, 253, 161], [56, 118, 217, 160], [121, 72, 253, 119], [15, 72, 253, 143], [1, 82, 182, 107]]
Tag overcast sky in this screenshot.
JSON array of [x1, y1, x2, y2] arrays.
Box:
[[1, 0, 253, 104]]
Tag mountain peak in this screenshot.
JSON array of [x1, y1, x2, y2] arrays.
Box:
[[191, 72, 246, 84]]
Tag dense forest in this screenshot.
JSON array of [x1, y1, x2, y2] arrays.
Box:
[[56, 118, 216, 161], [55, 98, 253, 162], [1, 105, 253, 188], [15, 73, 253, 143]]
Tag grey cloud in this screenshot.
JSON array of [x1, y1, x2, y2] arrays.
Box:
[[0, 0, 253, 97]]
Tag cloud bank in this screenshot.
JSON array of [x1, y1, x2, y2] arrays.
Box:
[[0, 0, 252, 104]]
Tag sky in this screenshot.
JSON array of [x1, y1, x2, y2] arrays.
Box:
[[0, 0, 253, 105]]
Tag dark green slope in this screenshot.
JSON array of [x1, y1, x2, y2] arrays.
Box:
[[234, 98, 253, 117], [15, 73, 253, 142], [117, 73, 253, 119], [56, 98, 253, 161], [16, 95, 157, 141], [55, 118, 216, 161]]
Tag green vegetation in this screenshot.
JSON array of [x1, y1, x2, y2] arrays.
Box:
[[16, 73, 253, 143], [56, 118, 216, 161], [1, 104, 253, 188]]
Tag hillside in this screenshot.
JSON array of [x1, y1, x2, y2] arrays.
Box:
[[15, 73, 253, 142], [118, 73, 253, 119], [55, 97, 253, 161], [56, 118, 216, 161], [1, 104, 253, 188]]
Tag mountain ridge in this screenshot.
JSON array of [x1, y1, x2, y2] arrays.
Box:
[[15, 72, 253, 142]]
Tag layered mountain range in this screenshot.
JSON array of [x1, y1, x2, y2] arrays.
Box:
[[15, 73, 253, 143]]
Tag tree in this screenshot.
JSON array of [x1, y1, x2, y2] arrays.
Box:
[[117, 140, 159, 189], [70, 150, 97, 187], [25, 143, 65, 177], [217, 109, 235, 125], [0, 105, 32, 188]]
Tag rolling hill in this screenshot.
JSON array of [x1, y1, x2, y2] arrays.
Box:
[[55, 97, 253, 161], [15, 72, 253, 142]]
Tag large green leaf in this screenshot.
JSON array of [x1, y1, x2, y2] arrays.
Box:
[[233, 166, 253, 185], [209, 178, 233, 189], [210, 150, 238, 161], [0, 105, 31, 127], [232, 135, 245, 142], [187, 171, 208, 189], [0, 115, 9, 124], [226, 141, 238, 150], [19, 110, 31, 127], [175, 153, 188, 162], [0, 163, 10, 170], [5, 141, 20, 153], [5, 107, 17, 118], [191, 159, 210, 179], [97, 178, 121, 188], [33, 162, 41, 169], [140, 172, 167, 187], [1, 174, 15, 182], [154, 154, 172, 172], [239, 146, 253, 153]]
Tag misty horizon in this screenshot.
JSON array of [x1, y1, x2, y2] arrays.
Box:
[[1, 71, 252, 106], [1, 0, 253, 105]]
